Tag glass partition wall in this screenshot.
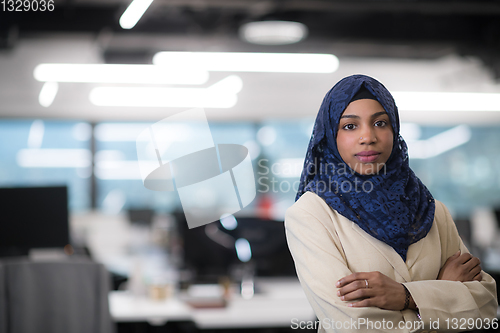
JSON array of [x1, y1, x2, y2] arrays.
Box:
[[1, 119, 500, 219]]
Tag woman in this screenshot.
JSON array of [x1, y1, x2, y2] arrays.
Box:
[[285, 74, 497, 332]]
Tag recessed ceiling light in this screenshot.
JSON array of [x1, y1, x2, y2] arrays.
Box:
[[34, 64, 208, 85], [393, 91, 500, 111], [119, 0, 154, 29], [239, 21, 308, 45], [89, 75, 243, 108], [153, 52, 339, 73]]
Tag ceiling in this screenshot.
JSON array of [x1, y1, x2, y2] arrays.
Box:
[[1, 0, 500, 76], [1, 1, 500, 123]]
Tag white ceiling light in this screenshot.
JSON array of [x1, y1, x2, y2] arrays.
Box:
[[89, 75, 242, 108], [239, 21, 308, 45], [153, 52, 339, 73], [393, 91, 500, 111], [38, 82, 58, 107], [34, 64, 208, 85], [119, 0, 154, 29]]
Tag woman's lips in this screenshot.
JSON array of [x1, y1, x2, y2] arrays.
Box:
[[355, 151, 381, 163]]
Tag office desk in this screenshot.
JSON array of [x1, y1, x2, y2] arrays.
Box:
[[109, 278, 316, 329]]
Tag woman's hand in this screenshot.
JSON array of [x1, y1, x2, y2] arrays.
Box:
[[336, 271, 414, 310], [437, 251, 482, 282]]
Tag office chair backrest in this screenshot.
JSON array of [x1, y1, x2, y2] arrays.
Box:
[[0, 258, 114, 333]]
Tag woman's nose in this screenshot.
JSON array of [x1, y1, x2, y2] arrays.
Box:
[[359, 127, 377, 144]]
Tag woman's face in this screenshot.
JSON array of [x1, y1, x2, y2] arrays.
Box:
[[336, 99, 394, 175]]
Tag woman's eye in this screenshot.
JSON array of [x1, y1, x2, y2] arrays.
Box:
[[374, 120, 387, 127], [342, 124, 356, 130]]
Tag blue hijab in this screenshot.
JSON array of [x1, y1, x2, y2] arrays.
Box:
[[296, 74, 435, 261]]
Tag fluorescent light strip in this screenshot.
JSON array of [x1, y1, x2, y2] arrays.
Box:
[[27, 120, 44, 149], [17, 149, 91, 168], [153, 52, 339, 73], [240, 21, 308, 45], [408, 125, 471, 159], [95, 123, 194, 142], [91, 88, 237, 108], [89, 75, 242, 108], [393, 92, 500, 111], [119, 0, 154, 29], [38, 82, 58, 107], [34, 64, 208, 85]]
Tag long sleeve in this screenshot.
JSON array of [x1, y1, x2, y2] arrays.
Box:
[[403, 201, 498, 331], [286, 192, 498, 333], [285, 197, 415, 333]]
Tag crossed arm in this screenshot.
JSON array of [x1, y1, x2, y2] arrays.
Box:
[[285, 194, 497, 332], [336, 251, 482, 311]]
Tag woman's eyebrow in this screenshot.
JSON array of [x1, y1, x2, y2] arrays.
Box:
[[340, 114, 359, 119], [340, 111, 387, 120], [372, 111, 388, 118]]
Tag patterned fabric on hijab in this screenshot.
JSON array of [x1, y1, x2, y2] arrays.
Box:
[[296, 74, 435, 261]]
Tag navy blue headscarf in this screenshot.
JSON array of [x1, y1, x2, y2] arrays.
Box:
[[296, 74, 435, 261]]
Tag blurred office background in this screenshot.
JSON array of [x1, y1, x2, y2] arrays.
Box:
[[1, 1, 500, 332]]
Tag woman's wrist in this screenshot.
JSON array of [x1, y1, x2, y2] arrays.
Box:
[[409, 294, 417, 311], [401, 284, 411, 310], [401, 284, 418, 311]]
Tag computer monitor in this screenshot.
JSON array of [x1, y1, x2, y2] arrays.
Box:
[[0, 186, 70, 256], [176, 213, 296, 282], [127, 208, 154, 226]]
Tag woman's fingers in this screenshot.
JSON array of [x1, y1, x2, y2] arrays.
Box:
[[336, 272, 377, 302], [337, 279, 368, 298], [336, 272, 409, 310], [457, 252, 473, 264], [468, 264, 482, 280], [447, 250, 461, 261], [460, 254, 482, 282], [438, 251, 483, 282], [348, 298, 373, 308], [339, 286, 373, 301], [336, 272, 369, 288], [463, 256, 480, 271]]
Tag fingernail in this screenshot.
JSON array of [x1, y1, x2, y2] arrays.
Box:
[[336, 281, 340, 287], [337, 290, 340, 296], [341, 296, 345, 301], [348, 303, 353, 307]]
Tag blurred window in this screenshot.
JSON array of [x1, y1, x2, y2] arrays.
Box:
[[0, 120, 91, 211], [94, 121, 257, 214]]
